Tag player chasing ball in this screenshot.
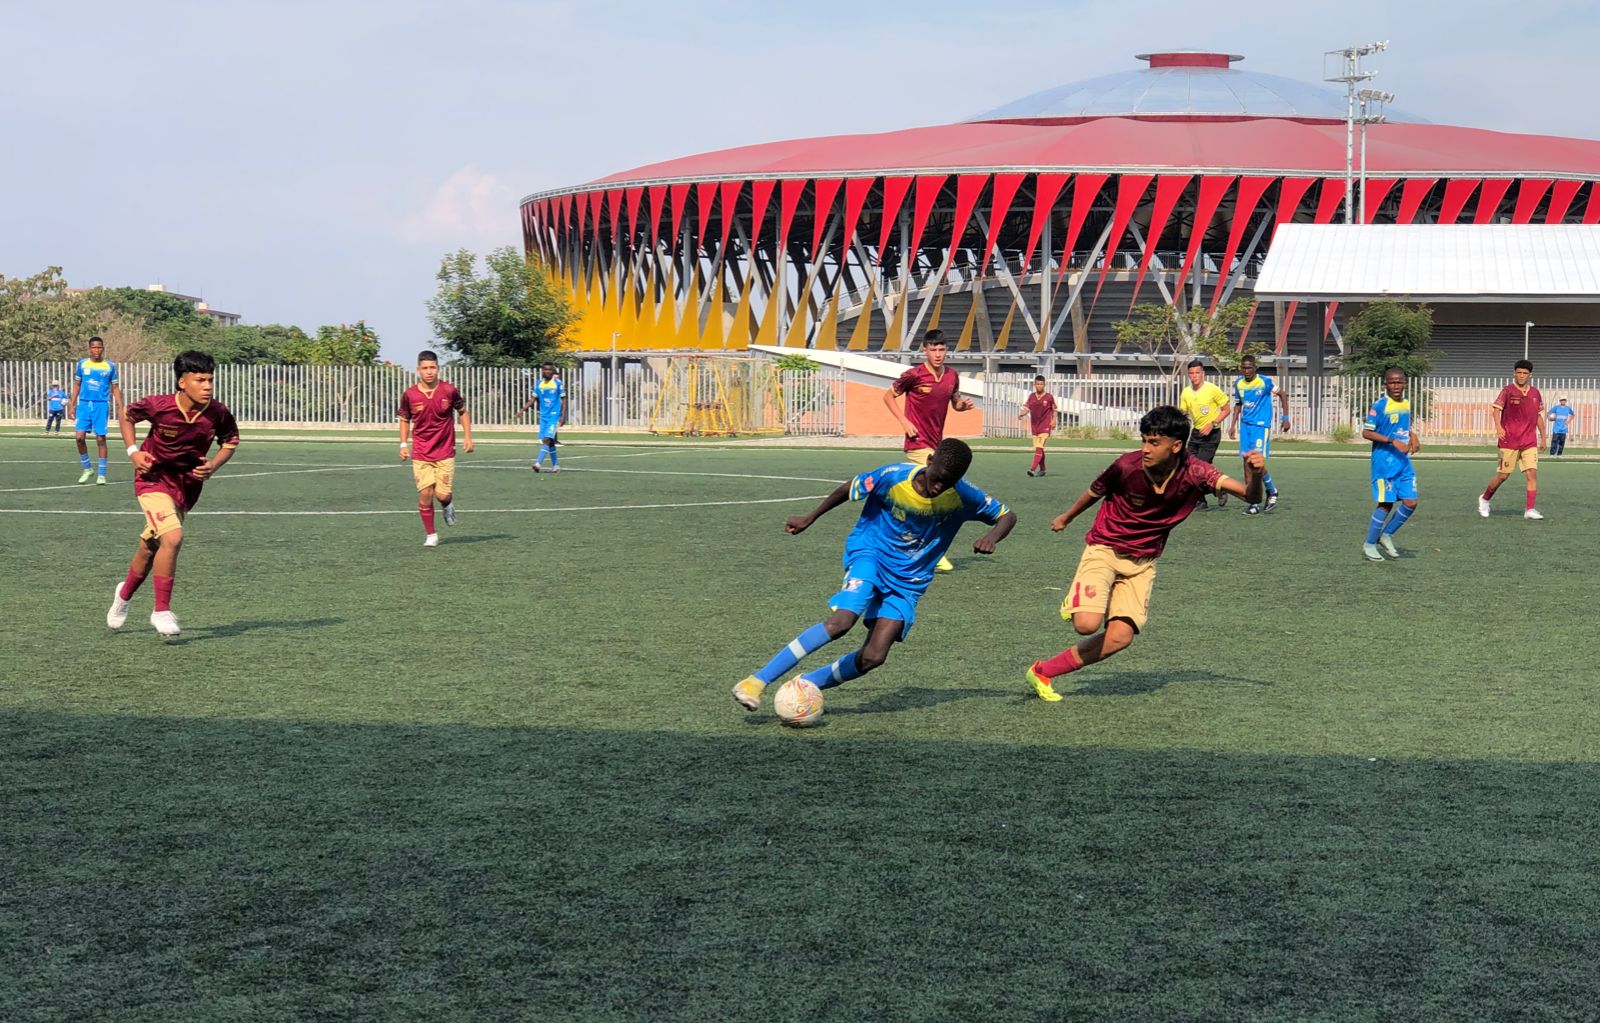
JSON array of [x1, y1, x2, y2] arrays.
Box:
[[733, 438, 1016, 716], [1478, 359, 1546, 521], [1360, 368, 1421, 562], [519, 361, 566, 473], [1026, 406, 1263, 701], [1226, 354, 1287, 514], [106, 350, 240, 638], [1019, 375, 1056, 477], [399, 350, 473, 547], [882, 330, 976, 572], [70, 336, 123, 484]]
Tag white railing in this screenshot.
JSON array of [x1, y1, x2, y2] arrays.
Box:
[[0, 357, 846, 435]]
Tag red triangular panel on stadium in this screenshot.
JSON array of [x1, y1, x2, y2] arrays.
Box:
[[624, 186, 644, 245], [811, 178, 843, 257], [748, 179, 776, 251], [1174, 175, 1233, 296], [717, 180, 743, 254], [1437, 178, 1478, 225], [980, 172, 1025, 275], [606, 189, 623, 243], [1130, 174, 1192, 306], [948, 174, 987, 255], [1092, 174, 1152, 305], [1020, 172, 1069, 272], [776, 178, 806, 252], [1313, 179, 1346, 225], [1055, 172, 1106, 281], [1512, 179, 1552, 224], [1546, 180, 1581, 223], [1472, 178, 1514, 224], [838, 177, 874, 260], [556, 196, 567, 240], [877, 176, 913, 260], [1395, 178, 1437, 225], [645, 186, 665, 249], [1360, 178, 1396, 224], [696, 181, 718, 252], [1275, 177, 1316, 225], [1585, 185, 1600, 224], [906, 175, 947, 260], [668, 183, 691, 253], [1210, 175, 1274, 313]]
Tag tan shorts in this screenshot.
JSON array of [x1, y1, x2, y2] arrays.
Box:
[[1032, 433, 1050, 449], [412, 457, 455, 493], [137, 492, 186, 541], [1497, 447, 1538, 474], [904, 447, 931, 466], [1062, 544, 1157, 632]]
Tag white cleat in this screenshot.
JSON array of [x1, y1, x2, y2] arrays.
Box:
[[107, 582, 130, 629], [548, 465, 561, 474], [1477, 496, 1491, 518], [423, 533, 440, 547], [1362, 543, 1386, 562], [1378, 534, 1401, 559], [1525, 508, 1544, 520], [149, 610, 181, 637], [441, 502, 456, 526]]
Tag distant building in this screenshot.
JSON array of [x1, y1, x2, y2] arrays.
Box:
[[145, 285, 241, 326]]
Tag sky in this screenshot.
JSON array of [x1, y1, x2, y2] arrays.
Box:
[[5, 0, 1598, 362]]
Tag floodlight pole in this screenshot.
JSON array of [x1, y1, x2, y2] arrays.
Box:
[[1356, 89, 1395, 223], [1326, 41, 1388, 224], [1525, 321, 1534, 360]]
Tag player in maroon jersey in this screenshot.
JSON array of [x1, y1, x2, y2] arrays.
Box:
[[1018, 375, 1056, 476], [883, 330, 975, 571], [106, 350, 240, 637], [399, 350, 474, 547], [1025, 405, 1264, 701], [1478, 359, 1547, 521]]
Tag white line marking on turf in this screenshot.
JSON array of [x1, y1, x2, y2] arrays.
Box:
[[0, 462, 403, 494], [0, 495, 828, 516]]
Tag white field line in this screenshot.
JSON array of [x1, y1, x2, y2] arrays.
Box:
[[0, 495, 829, 517]]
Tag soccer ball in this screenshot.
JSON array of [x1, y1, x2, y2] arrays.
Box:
[[773, 678, 824, 727]]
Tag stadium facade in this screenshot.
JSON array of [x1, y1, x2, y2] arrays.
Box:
[[521, 51, 1600, 373]]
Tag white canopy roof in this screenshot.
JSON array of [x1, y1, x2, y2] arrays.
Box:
[[1254, 224, 1600, 303]]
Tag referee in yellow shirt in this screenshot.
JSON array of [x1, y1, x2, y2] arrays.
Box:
[[1178, 359, 1233, 509]]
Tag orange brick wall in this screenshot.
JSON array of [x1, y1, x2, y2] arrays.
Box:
[[843, 379, 984, 439]]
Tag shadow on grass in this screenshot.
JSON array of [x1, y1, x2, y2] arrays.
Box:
[[1066, 669, 1270, 697], [164, 617, 346, 644], [828, 685, 1016, 715], [5, 711, 1600, 1022], [438, 533, 515, 546]]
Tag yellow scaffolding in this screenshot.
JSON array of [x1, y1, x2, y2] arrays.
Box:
[[648, 356, 786, 436]]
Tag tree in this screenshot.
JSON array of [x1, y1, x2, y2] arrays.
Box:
[[1339, 300, 1438, 379], [0, 267, 104, 360], [208, 324, 312, 364], [427, 246, 577, 366], [1111, 298, 1263, 386], [281, 321, 380, 365]]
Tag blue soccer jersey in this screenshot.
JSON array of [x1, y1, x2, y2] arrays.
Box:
[[1232, 374, 1276, 427], [840, 463, 1008, 593], [534, 377, 565, 419], [1551, 404, 1574, 433], [74, 358, 118, 402], [1364, 395, 1413, 478]]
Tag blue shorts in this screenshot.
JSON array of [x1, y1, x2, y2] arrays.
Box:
[[828, 557, 919, 640], [1239, 423, 1272, 459], [75, 401, 109, 435], [1372, 466, 1418, 503], [538, 417, 560, 441]]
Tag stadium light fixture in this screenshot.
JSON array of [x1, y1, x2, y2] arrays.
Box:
[[1326, 41, 1389, 224], [1356, 88, 1396, 223], [1525, 320, 1534, 360]]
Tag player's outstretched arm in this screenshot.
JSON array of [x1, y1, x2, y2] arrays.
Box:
[[785, 481, 851, 535], [972, 509, 1017, 554], [1050, 489, 1101, 532]]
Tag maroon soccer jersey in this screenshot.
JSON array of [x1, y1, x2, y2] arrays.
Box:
[[399, 382, 466, 462], [892, 364, 959, 453], [1493, 383, 1544, 449], [128, 393, 241, 511], [1083, 450, 1222, 559], [1025, 392, 1056, 435]]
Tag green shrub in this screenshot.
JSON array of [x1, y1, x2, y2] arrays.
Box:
[[1330, 423, 1355, 444]]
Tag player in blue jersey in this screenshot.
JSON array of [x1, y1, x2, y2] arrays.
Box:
[[1548, 397, 1574, 456], [69, 337, 123, 484], [1360, 367, 1421, 562], [732, 438, 1017, 711], [45, 380, 69, 433], [519, 362, 567, 473], [1225, 355, 1289, 514]]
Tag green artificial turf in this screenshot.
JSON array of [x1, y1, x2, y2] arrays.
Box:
[[4, 436, 1598, 1021]]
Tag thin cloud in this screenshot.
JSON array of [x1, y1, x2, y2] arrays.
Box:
[[394, 165, 517, 247]]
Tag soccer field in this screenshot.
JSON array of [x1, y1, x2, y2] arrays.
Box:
[[5, 436, 1600, 1021]]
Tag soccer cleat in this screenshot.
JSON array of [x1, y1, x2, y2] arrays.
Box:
[[1034, 469, 1045, 477], [107, 582, 130, 629], [1026, 469, 1037, 477], [149, 610, 181, 637], [1217, 493, 1228, 508], [441, 502, 456, 526], [1265, 491, 1279, 511], [1243, 503, 1262, 515], [1362, 543, 1386, 562], [1525, 508, 1544, 520], [1477, 496, 1491, 518], [732, 676, 766, 711], [96, 475, 107, 485], [423, 533, 440, 547], [936, 555, 955, 573], [78, 470, 93, 484], [1378, 534, 1401, 558], [530, 461, 542, 473], [548, 465, 561, 474], [1027, 662, 1064, 702]]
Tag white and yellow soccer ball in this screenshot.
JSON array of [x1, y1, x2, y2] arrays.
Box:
[[773, 678, 824, 727]]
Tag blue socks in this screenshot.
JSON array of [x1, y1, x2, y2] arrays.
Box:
[[97, 457, 106, 476], [754, 622, 833, 684], [80, 453, 91, 470], [1384, 504, 1415, 536], [1365, 508, 1389, 544], [536, 444, 559, 467], [548, 444, 559, 468], [1263, 473, 1277, 496], [801, 651, 865, 690]]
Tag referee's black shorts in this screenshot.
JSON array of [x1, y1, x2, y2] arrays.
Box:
[[1187, 427, 1222, 464]]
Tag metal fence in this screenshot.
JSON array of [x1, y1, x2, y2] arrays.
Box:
[[983, 372, 1600, 445], [0, 357, 847, 436]]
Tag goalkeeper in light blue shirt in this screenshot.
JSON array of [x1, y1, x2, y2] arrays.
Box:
[[1360, 367, 1421, 562], [1548, 396, 1574, 456]]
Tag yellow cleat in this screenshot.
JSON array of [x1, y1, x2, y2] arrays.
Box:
[[936, 556, 955, 573], [732, 676, 766, 711], [1027, 662, 1063, 702]]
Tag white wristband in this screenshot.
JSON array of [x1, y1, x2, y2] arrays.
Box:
[[126, 445, 139, 457]]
